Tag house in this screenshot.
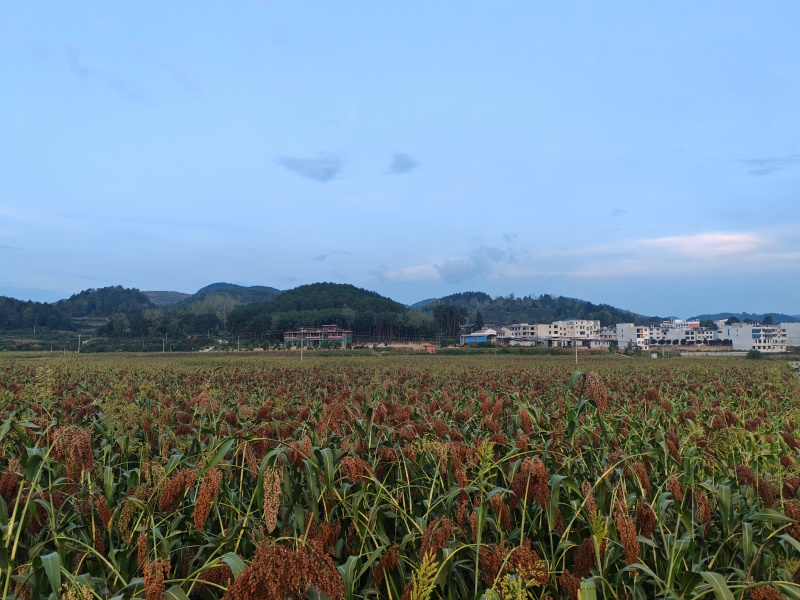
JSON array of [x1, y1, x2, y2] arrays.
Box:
[[283, 325, 352, 347], [423, 343, 437, 354], [782, 323, 800, 349], [460, 328, 498, 345], [716, 323, 786, 352], [616, 323, 650, 351]]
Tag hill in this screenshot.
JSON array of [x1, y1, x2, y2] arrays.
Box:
[[691, 312, 799, 324], [0, 286, 152, 333], [414, 291, 659, 327], [145, 291, 192, 306], [187, 283, 282, 305], [227, 282, 433, 340]]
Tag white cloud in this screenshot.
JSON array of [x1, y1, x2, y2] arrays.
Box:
[[376, 229, 800, 287], [639, 232, 763, 258]]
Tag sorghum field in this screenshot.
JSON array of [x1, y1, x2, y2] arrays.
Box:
[[2, 354, 800, 600]]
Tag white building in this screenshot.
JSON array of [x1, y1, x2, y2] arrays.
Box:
[[617, 323, 651, 350], [782, 323, 800, 349], [508, 323, 538, 338], [551, 319, 601, 338], [718, 323, 786, 352], [598, 326, 617, 341]]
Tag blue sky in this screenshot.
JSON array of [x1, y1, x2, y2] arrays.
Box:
[[2, 2, 799, 317]]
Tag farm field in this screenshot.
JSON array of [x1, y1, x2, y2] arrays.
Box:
[[1, 354, 800, 600]]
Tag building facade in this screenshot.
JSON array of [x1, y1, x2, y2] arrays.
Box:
[[283, 325, 352, 347]]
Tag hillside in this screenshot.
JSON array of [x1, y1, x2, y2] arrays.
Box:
[[414, 291, 660, 327], [691, 312, 799, 324], [187, 283, 282, 305], [145, 291, 192, 306], [0, 286, 152, 333], [227, 282, 433, 340]]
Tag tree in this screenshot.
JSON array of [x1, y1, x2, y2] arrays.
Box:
[[762, 314, 774, 325], [725, 316, 741, 325], [433, 304, 468, 337], [474, 310, 484, 331], [111, 313, 130, 336]]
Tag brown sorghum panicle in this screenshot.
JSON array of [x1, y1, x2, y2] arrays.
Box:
[[0, 457, 22, 504], [785, 501, 800, 540], [558, 569, 580, 600], [510, 539, 547, 587], [479, 541, 509, 587], [143, 558, 170, 600], [263, 465, 282, 533], [694, 489, 711, 524], [614, 498, 638, 566], [51, 426, 94, 481], [373, 544, 399, 587], [736, 465, 755, 488], [222, 540, 343, 600], [631, 461, 651, 498], [750, 585, 784, 600], [584, 372, 608, 411], [95, 495, 113, 530], [574, 536, 595, 578], [636, 502, 657, 539], [159, 469, 198, 513], [193, 468, 222, 530], [137, 532, 147, 569], [420, 517, 454, 558], [581, 480, 597, 519], [667, 475, 684, 503]]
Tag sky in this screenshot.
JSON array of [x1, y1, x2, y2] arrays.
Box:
[[2, 2, 799, 318]]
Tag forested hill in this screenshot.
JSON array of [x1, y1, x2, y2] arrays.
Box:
[[691, 312, 798, 324], [187, 283, 282, 305], [0, 286, 152, 331], [227, 282, 433, 339], [414, 291, 660, 327]]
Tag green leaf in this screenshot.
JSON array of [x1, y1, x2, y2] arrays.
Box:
[[75, 573, 94, 590], [742, 522, 754, 569], [164, 584, 191, 600], [220, 552, 246, 579], [104, 465, 115, 503], [699, 571, 735, 600], [199, 438, 235, 476], [746, 509, 795, 524], [485, 487, 510, 501], [357, 545, 387, 580], [315, 447, 337, 492], [39, 552, 62, 596], [774, 583, 800, 600], [23, 447, 45, 482], [780, 533, 800, 554], [337, 555, 360, 600]]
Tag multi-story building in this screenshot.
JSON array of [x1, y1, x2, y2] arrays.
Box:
[[616, 323, 651, 350], [284, 325, 352, 347], [508, 319, 600, 340], [508, 323, 538, 338], [549, 319, 601, 338], [716, 323, 786, 352], [781, 323, 800, 349]]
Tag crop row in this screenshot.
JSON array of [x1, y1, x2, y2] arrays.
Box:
[[0, 355, 799, 599]]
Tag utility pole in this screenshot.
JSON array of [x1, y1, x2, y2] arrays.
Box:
[[78, 334, 81, 354], [575, 338, 578, 365], [300, 329, 304, 361]]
